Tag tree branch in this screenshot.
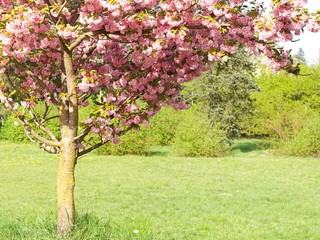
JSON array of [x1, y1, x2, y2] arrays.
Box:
[[74, 126, 91, 143], [0, 90, 61, 147], [23, 122, 61, 147], [77, 126, 134, 157], [77, 141, 103, 157], [27, 108, 60, 142], [42, 115, 60, 123], [42, 103, 50, 121], [69, 32, 94, 51], [80, 43, 97, 63], [69, 26, 155, 52], [79, 92, 92, 102]]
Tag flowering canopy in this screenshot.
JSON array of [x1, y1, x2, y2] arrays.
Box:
[[0, 0, 319, 154]]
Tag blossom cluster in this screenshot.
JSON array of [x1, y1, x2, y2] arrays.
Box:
[[0, 0, 319, 149]]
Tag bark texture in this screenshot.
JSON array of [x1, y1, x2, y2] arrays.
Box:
[[57, 50, 79, 236], [57, 136, 77, 236]]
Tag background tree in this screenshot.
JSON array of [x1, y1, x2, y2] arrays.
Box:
[[183, 50, 258, 139], [0, 0, 319, 236], [293, 48, 307, 64]]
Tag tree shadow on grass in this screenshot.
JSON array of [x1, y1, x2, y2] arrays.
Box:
[[148, 146, 171, 157], [231, 139, 273, 154]]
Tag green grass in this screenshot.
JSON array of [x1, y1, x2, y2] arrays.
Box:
[[1, 141, 320, 239]]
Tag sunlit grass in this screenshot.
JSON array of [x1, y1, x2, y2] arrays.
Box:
[[1, 141, 320, 239]]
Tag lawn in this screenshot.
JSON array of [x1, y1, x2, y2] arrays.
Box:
[[1, 141, 320, 239]]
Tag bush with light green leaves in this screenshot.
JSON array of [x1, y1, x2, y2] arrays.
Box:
[[172, 108, 230, 157]]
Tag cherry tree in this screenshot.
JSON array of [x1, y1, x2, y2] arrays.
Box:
[[0, 0, 319, 236]]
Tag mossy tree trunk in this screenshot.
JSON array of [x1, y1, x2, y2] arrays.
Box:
[[57, 135, 77, 236], [57, 50, 79, 237]]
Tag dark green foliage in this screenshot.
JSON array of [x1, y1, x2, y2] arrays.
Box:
[[172, 108, 230, 157], [96, 126, 151, 156], [183, 50, 258, 139]]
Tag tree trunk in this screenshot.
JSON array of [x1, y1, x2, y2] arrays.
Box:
[[57, 136, 77, 236], [56, 50, 79, 237]]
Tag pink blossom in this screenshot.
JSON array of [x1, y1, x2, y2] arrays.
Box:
[[84, 118, 93, 124], [0, 0, 318, 151], [57, 25, 78, 40], [76, 143, 85, 149], [0, 0, 12, 6], [78, 83, 90, 93], [111, 136, 120, 144]]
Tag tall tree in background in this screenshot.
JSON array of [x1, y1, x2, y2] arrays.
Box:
[[184, 50, 258, 139], [0, 0, 319, 236], [293, 48, 307, 64]]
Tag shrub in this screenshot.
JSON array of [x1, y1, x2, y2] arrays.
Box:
[[284, 117, 320, 157], [0, 113, 29, 142], [148, 107, 181, 146], [0, 103, 61, 143], [241, 65, 320, 139], [172, 109, 230, 157], [96, 126, 152, 156]]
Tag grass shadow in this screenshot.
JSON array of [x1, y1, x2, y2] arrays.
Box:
[[231, 139, 273, 154], [148, 146, 171, 157]]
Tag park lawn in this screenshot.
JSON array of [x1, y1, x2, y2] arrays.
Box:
[[0, 141, 320, 239]]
